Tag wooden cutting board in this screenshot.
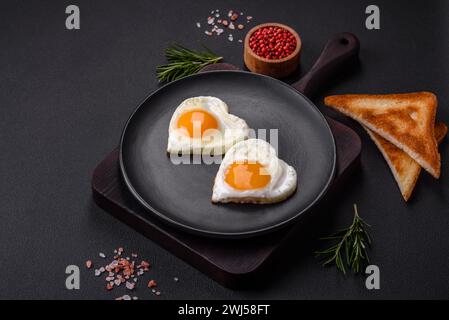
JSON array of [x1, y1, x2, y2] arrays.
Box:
[[92, 33, 362, 288], [91, 66, 361, 288]]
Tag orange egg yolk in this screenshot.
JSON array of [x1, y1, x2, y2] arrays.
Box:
[[177, 110, 218, 138], [225, 161, 271, 190]]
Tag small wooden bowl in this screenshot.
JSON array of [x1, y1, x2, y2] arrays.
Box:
[[244, 23, 302, 79]]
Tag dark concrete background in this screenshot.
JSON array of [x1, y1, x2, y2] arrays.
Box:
[[1, 0, 448, 299]]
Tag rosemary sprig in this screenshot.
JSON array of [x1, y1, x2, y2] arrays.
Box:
[[315, 204, 372, 274], [157, 44, 223, 82]]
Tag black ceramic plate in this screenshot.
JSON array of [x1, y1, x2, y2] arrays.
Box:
[[120, 71, 336, 238]]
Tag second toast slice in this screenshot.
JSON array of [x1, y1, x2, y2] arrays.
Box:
[[365, 122, 447, 201]]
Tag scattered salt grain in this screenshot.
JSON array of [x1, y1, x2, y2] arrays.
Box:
[[115, 294, 136, 301], [126, 281, 135, 290], [148, 280, 157, 288], [198, 9, 253, 44], [87, 248, 158, 300], [174, 277, 179, 282]]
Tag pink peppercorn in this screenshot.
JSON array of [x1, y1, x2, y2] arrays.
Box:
[[249, 26, 297, 60]]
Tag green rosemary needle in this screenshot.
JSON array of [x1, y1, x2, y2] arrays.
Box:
[[315, 204, 372, 274], [156, 44, 223, 82]]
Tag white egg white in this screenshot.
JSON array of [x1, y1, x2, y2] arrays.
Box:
[[212, 139, 297, 204], [167, 96, 249, 155]]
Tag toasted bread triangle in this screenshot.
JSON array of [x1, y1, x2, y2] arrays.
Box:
[[325, 92, 441, 178], [365, 122, 447, 201]]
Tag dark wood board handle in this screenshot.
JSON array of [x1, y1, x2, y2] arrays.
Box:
[[292, 32, 360, 98]]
